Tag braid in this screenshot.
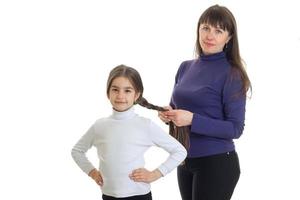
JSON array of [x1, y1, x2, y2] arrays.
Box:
[[137, 97, 190, 150], [137, 97, 166, 111], [168, 123, 190, 150]]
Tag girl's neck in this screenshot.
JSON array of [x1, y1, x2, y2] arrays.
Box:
[[111, 106, 136, 120]]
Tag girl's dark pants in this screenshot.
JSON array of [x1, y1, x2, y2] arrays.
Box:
[[102, 192, 152, 200]]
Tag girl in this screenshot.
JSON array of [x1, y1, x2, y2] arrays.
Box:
[[71, 65, 187, 200]]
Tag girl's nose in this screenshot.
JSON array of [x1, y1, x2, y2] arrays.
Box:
[[117, 92, 125, 99]]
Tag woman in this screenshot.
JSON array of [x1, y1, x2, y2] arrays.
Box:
[[159, 4, 251, 200]]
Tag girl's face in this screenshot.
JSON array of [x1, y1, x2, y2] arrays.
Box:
[[108, 76, 140, 112], [199, 23, 231, 55]]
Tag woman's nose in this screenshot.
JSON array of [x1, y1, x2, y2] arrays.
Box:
[[206, 31, 214, 40]]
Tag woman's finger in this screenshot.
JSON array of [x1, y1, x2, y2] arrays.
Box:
[[164, 110, 177, 116], [163, 106, 173, 110], [158, 112, 171, 123]]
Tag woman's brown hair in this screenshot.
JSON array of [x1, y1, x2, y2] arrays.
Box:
[[107, 65, 190, 150]]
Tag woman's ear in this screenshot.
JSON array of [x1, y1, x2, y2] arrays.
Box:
[[226, 35, 232, 43]]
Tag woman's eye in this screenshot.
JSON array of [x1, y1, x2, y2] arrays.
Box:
[[125, 90, 132, 93], [216, 29, 223, 34]]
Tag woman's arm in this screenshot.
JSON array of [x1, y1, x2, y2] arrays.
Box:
[[165, 73, 246, 140], [191, 73, 246, 139]]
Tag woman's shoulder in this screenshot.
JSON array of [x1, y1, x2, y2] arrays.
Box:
[[180, 59, 197, 68], [177, 59, 197, 75], [226, 66, 243, 81]]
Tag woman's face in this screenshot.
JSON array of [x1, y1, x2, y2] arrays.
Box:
[[199, 23, 231, 55], [108, 76, 140, 112]]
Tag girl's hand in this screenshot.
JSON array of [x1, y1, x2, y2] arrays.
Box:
[[164, 109, 193, 127], [158, 106, 173, 123], [129, 168, 162, 183], [88, 169, 103, 186]]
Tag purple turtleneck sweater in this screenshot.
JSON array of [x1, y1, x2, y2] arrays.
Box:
[[170, 51, 246, 158]]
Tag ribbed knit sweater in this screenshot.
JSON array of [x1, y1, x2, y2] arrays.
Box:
[[170, 52, 246, 157]]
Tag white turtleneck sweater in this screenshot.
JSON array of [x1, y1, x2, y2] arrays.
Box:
[[71, 106, 187, 198]]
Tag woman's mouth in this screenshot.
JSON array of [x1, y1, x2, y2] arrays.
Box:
[[204, 41, 215, 48]]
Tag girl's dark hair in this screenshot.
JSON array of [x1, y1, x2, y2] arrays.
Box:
[[107, 65, 190, 150], [195, 4, 252, 96]]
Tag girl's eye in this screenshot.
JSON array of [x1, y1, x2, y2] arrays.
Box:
[[202, 26, 209, 31], [111, 88, 118, 92], [125, 90, 132, 93]]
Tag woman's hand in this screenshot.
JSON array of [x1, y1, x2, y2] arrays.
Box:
[[129, 168, 162, 183], [88, 168, 103, 186], [158, 106, 173, 123], [164, 109, 193, 127]]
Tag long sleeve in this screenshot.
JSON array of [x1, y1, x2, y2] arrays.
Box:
[[170, 52, 247, 157], [148, 121, 187, 176], [71, 125, 96, 175], [170, 61, 188, 109], [190, 72, 246, 139]]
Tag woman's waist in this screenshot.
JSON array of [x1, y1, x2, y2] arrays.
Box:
[[187, 134, 234, 157]]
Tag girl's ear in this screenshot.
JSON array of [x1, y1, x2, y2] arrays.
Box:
[[134, 92, 141, 102]]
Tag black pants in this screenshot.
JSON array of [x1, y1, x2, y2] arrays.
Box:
[[102, 192, 152, 200], [177, 151, 240, 200]]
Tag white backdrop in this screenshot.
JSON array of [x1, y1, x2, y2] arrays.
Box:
[[1, 0, 300, 199]]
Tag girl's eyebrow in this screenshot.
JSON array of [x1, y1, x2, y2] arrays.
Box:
[[111, 85, 134, 90]]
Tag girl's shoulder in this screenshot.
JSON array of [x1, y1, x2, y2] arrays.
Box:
[[134, 114, 152, 124], [134, 115, 163, 131], [93, 117, 111, 125]]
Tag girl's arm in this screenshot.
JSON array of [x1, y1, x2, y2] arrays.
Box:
[[148, 121, 187, 176], [71, 125, 96, 175], [130, 120, 186, 183]]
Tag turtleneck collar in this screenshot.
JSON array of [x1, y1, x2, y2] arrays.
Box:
[[111, 106, 136, 120], [200, 51, 226, 61]]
